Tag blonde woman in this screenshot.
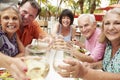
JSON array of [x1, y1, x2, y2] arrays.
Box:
[[0, 5, 25, 57]]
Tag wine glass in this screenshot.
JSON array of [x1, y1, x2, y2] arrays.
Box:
[[25, 39, 50, 80], [53, 48, 73, 72], [52, 44, 80, 80], [25, 56, 49, 80]]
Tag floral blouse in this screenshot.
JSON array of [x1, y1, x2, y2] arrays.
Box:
[[102, 44, 120, 73], [0, 30, 19, 57]]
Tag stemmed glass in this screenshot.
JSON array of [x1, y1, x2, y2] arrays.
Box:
[[51, 35, 72, 72], [25, 39, 50, 80], [52, 36, 81, 80], [53, 48, 81, 80], [53, 47, 73, 73]]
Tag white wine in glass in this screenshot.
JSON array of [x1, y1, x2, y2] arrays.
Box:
[[25, 57, 50, 80], [25, 39, 50, 80], [53, 49, 72, 72]]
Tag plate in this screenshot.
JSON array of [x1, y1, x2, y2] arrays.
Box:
[[26, 44, 47, 54], [0, 68, 14, 80]]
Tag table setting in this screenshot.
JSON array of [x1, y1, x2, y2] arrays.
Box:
[[24, 38, 83, 80]]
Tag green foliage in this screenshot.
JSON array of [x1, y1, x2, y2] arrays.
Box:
[[38, 0, 120, 18]]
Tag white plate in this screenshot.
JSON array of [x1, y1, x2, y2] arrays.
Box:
[[26, 44, 47, 54]]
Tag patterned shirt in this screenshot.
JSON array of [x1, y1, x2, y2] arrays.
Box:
[[0, 30, 19, 57], [102, 44, 120, 73]]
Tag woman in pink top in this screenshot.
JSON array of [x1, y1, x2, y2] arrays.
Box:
[[72, 14, 106, 62]]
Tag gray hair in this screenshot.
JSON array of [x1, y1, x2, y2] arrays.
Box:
[[78, 14, 96, 24], [0, 3, 14, 11], [0, 3, 22, 26]]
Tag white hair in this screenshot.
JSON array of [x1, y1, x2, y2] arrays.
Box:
[[78, 14, 96, 24]]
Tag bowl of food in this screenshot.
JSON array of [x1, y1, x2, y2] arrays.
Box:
[[26, 41, 49, 56]]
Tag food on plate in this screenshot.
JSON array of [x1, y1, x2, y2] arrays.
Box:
[[78, 48, 87, 53], [0, 68, 14, 80], [26, 43, 49, 55]]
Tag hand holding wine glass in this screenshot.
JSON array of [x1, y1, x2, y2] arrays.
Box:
[[53, 47, 74, 73], [25, 39, 50, 80]]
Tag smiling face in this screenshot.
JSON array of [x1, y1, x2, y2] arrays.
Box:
[[61, 16, 71, 28], [78, 16, 96, 39], [103, 12, 120, 43], [0, 8, 20, 34], [19, 2, 38, 27]]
